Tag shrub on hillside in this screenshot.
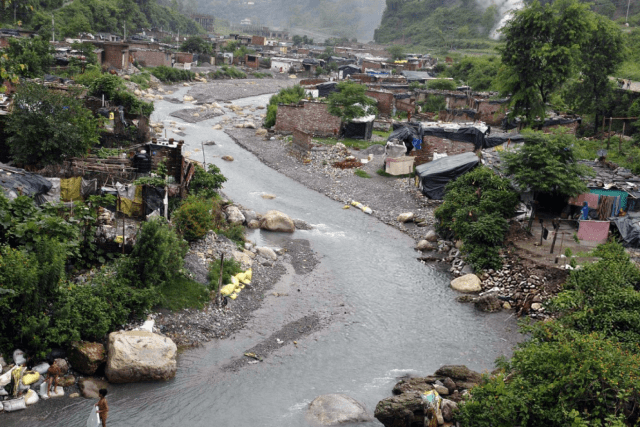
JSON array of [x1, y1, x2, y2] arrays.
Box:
[[172, 196, 221, 241]]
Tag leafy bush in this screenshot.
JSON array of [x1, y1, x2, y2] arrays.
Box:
[[218, 224, 245, 248], [456, 326, 640, 426], [434, 166, 519, 270], [444, 55, 500, 91], [5, 36, 54, 78], [264, 85, 307, 127], [129, 72, 152, 90], [208, 257, 242, 291], [328, 81, 378, 122], [89, 73, 154, 116], [150, 65, 195, 82], [189, 164, 227, 198], [426, 79, 457, 91], [72, 65, 102, 87], [419, 95, 446, 113], [172, 196, 219, 241], [7, 83, 101, 166]]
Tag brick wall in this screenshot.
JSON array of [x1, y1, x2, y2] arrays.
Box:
[[297, 48, 310, 55], [289, 129, 313, 159], [442, 109, 478, 123], [245, 54, 260, 69], [251, 35, 266, 45], [362, 60, 382, 70], [174, 52, 194, 63], [351, 73, 376, 83], [396, 98, 415, 113], [274, 102, 341, 136], [102, 43, 130, 70], [446, 94, 470, 109], [130, 50, 172, 67], [411, 136, 476, 166], [299, 78, 328, 86], [366, 90, 394, 116], [475, 100, 507, 126]]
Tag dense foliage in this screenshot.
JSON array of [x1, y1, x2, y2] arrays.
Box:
[[208, 257, 242, 292], [456, 241, 640, 426], [189, 164, 227, 199], [327, 81, 378, 122], [89, 73, 154, 116], [4, 36, 53, 78], [500, 131, 594, 198], [172, 196, 220, 241], [180, 36, 212, 54], [444, 56, 500, 92], [7, 83, 101, 166], [434, 166, 519, 270], [425, 79, 456, 91], [150, 65, 195, 82], [264, 85, 306, 128]]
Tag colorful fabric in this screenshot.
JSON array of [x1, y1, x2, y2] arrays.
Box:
[[578, 220, 610, 243], [589, 188, 628, 211], [568, 193, 599, 209], [60, 177, 82, 202]]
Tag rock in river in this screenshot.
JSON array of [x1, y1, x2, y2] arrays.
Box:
[[105, 331, 177, 383], [450, 274, 481, 293], [67, 341, 106, 375], [259, 210, 295, 233], [307, 394, 372, 425], [225, 206, 245, 225]]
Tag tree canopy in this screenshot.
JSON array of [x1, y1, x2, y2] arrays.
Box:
[[500, 131, 594, 197], [180, 36, 212, 54], [5, 36, 53, 79], [7, 83, 101, 166], [327, 81, 377, 122], [498, 0, 592, 125]]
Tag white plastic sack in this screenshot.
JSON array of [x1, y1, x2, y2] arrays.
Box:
[[87, 406, 101, 427], [3, 397, 26, 412], [39, 382, 64, 399], [24, 389, 39, 405], [13, 349, 26, 365], [0, 365, 17, 387], [33, 362, 50, 375]]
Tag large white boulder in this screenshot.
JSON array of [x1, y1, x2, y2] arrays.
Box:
[[225, 206, 245, 225], [450, 274, 482, 293], [255, 246, 277, 261], [259, 210, 295, 233], [307, 394, 371, 425], [397, 212, 414, 223], [105, 331, 177, 383]]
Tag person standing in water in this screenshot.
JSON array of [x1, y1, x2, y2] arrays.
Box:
[[96, 388, 109, 426]]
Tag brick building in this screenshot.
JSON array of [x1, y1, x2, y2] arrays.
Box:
[[174, 52, 194, 64], [410, 124, 486, 166], [99, 42, 130, 70], [251, 35, 266, 46], [245, 54, 260, 69], [130, 49, 172, 67], [274, 101, 341, 137]]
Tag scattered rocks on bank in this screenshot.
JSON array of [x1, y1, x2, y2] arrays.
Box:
[[67, 342, 106, 376], [104, 330, 177, 383], [375, 365, 482, 427], [450, 274, 482, 293], [307, 394, 372, 425]]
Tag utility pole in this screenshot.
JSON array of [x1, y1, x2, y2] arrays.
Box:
[[123, 21, 126, 41], [52, 15, 55, 43], [626, 0, 632, 24]]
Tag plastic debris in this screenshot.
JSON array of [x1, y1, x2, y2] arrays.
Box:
[[351, 201, 372, 215]]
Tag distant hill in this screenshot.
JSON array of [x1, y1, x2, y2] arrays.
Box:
[[195, 0, 386, 41]]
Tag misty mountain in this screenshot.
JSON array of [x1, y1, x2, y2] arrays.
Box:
[[194, 0, 386, 41]]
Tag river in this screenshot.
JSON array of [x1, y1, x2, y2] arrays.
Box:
[[3, 87, 521, 426]]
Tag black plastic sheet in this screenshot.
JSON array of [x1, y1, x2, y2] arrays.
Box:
[[342, 120, 373, 140], [415, 152, 479, 199], [0, 163, 52, 199]]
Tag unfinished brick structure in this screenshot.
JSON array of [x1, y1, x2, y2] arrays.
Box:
[[100, 42, 130, 70], [245, 54, 260, 69], [130, 49, 172, 67], [411, 136, 476, 166], [474, 99, 508, 126], [366, 90, 394, 116], [174, 52, 194, 64], [289, 129, 313, 159], [251, 35, 266, 45], [274, 101, 341, 137]]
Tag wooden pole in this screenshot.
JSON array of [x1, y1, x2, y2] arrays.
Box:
[[620, 122, 626, 153], [607, 117, 612, 149], [602, 115, 605, 138], [202, 141, 206, 169]]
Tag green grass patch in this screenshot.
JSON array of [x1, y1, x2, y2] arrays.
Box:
[[574, 136, 640, 175], [208, 257, 243, 292], [615, 61, 640, 81], [158, 276, 210, 311], [376, 168, 415, 178], [354, 169, 371, 178], [313, 136, 385, 150], [372, 130, 391, 139], [209, 66, 247, 79], [130, 72, 152, 90], [251, 72, 272, 79]]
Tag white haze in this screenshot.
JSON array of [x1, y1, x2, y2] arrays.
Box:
[[482, 0, 526, 39]]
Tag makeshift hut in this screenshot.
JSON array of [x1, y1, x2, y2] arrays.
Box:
[[416, 152, 479, 199]]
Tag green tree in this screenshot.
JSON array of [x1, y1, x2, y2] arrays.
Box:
[[7, 83, 101, 166], [263, 85, 306, 128], [500, 131, 594, 198], [498, 0, 592, 126], [386, 44, 405, 61], [179, 36, 212, 54], [327, 81, 377, 122], [434, 166, 519, 270], [565, 14, 625, 133], [5, 35, 53, 78], [70, 41, 98, 73]]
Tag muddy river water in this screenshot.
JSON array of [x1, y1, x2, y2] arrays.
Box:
[[3, 88, 521, 427]]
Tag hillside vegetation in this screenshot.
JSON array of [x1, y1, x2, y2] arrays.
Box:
[[2, 0, 202, 39]]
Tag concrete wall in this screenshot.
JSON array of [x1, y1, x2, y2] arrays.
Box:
[[412, 136, 476, 166], [274, 102, 341, 137], [366, 90, 394, 116]]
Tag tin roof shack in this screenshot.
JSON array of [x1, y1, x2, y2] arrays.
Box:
[[339, 64, 361, 79]]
